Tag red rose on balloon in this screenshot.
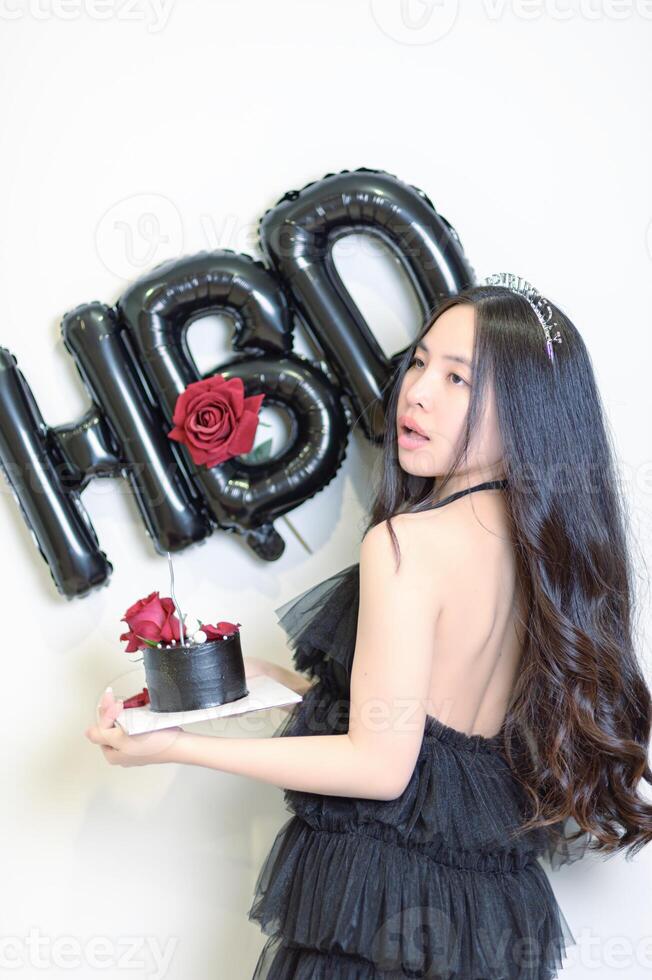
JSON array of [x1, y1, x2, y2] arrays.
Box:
[[120, 591, 182, 653], [167, 373, 265, 468], [200, 620, 241, 640]]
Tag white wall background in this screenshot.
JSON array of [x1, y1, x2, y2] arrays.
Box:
[[1, 1, 651, 977]]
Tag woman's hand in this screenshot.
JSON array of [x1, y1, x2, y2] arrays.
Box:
[[243, 656, 270, 680], [84, 688, 185, 768]]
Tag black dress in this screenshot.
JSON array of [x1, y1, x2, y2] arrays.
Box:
[[248, 481, 585, 979]]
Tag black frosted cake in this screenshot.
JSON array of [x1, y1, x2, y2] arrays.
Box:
[[142, 632, 248, 712], [120, 589, 248, 713]]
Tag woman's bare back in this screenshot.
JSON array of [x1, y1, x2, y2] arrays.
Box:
[[400, 488, 525, 739]]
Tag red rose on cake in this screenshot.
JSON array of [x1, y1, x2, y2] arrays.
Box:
[[167, 373, 265, 468], [120, 592, 241, 653], [200, 620, 241, 640], [120, 591, 181, 653]]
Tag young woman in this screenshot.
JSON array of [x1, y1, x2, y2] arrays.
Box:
[[86, 277, 652, 979]]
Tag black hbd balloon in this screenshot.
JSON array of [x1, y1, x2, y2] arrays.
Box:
[[0, 167, 474, 599]]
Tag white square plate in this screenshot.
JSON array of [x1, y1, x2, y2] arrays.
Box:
[[115, 674, 303, 735]]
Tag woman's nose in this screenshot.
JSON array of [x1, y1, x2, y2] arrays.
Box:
[[405, 379, 429, 410]]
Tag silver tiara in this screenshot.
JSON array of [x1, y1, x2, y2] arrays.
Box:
[[483, 272, 562, 363]]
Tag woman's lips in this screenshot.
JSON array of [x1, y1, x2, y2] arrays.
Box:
[[398, 427, 430, 450]]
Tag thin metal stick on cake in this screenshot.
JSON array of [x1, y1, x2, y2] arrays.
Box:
[[166, 551, 186, 648]]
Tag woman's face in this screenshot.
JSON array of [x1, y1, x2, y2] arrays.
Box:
[[396, 303, 504, 488]]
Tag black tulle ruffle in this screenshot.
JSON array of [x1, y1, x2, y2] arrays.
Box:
[[249, 814, 573, 979], [248, 562, 588, 979]]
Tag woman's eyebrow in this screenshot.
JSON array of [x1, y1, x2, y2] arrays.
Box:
[[415, 341, 471, 368]]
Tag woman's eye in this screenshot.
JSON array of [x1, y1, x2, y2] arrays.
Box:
[[408, 359, 468, 387]]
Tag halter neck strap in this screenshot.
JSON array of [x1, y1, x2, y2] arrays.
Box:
[[431, 479, 508, 509]]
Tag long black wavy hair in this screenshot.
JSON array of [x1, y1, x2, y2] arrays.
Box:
[[363, 283, 652, 864]]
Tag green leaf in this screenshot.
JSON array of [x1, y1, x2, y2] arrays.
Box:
[[136, 634, 159, 649], [242, 437, 273, 464]]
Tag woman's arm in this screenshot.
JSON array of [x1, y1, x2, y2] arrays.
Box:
[[244, 655, 316, 715], [167, 729, 396, 799], [85, 519, 444, 801], [262, 660, 316, 696]]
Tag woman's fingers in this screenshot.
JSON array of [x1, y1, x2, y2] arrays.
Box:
[[96, 689, 123, 728], [86, 724, 122, 747]]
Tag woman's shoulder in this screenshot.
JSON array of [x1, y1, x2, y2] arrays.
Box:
[[361, 510, 477, 574], [367, 497, 512, 564], [360, 508, 516, 628]]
